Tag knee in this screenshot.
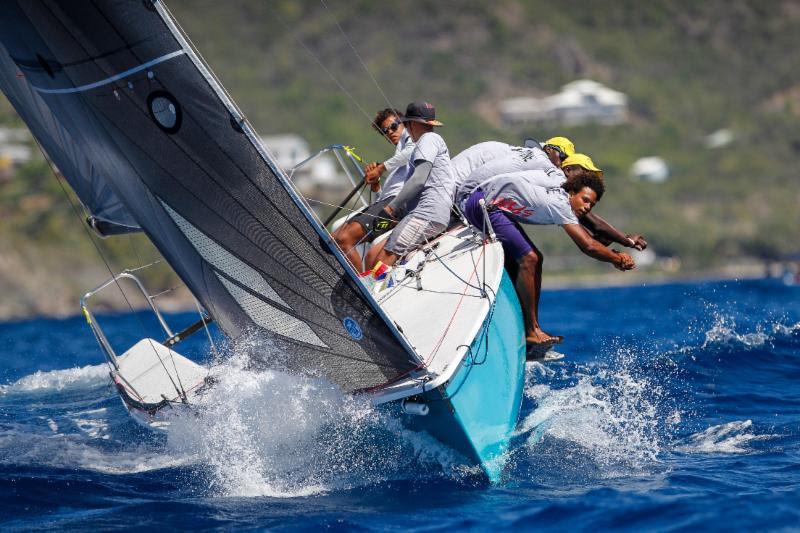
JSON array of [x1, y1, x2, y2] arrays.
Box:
[[519, 249, 543, 269], [333, 224, 358, 247]]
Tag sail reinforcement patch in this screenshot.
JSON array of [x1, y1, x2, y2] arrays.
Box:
[[160, 201, 328, 347]]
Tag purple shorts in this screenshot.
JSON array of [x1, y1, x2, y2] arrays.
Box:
[[463, 189, 534, 260]]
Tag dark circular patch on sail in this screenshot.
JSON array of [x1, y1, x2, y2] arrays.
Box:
[[147, 91, 182, 134]]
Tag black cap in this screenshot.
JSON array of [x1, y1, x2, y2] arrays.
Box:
[[400, 101, 443, 126]]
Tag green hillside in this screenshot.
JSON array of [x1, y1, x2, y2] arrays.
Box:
[[1, 0, 798, 316]]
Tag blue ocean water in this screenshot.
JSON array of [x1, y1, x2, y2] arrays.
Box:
[[0, 279, 798, 530]]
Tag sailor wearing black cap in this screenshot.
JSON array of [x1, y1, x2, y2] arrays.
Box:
[[367, 101, 456, 268]]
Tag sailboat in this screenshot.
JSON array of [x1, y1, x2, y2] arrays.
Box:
[[0, 1, 525, 481]]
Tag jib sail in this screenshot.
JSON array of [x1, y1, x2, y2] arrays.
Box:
[[0, 1, 419, 391]]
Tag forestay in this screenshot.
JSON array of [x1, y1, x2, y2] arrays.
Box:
[[0, 0, 419, 391]]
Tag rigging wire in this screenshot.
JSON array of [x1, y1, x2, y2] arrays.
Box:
[[318, 0, 397, 112], [263, 1, 397, 146], [32, 139, 185, 401], [193, 296, 221, 361]]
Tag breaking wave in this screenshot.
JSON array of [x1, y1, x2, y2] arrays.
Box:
[[693, 309, 800, 352], [0, 364, 108, 395], [677, 420, 776, 454], [166, 348, 463, 497]]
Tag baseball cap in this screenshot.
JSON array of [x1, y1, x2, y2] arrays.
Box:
[[562, 153, 603, 176], [400, 101, 444, 126], [543, 136, 576, 157]]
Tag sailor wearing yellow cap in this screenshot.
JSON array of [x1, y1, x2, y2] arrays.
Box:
[[561, 153, 603, 178], [454, 136, 575, 207], [541, 136, 575, 166]]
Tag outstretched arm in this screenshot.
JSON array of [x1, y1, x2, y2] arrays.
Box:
[[562, 223, 636, 271], [386, 160, 432, 218], [579, 212, 647, 250]]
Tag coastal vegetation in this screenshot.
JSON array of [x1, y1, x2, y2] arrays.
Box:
[[1, 0, 798, 317]]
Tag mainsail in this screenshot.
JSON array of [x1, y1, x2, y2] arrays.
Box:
[[0, 0, 420, 391]]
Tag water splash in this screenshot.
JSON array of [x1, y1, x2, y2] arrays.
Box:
[[516, 348, 678, 479], [677, 420, 776, 454], [701, 314, 770, 349], [0, 364, 108, 395], [166, 349, 462, 497]]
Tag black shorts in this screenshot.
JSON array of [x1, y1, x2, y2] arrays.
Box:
[[350, 197, 396, 241]]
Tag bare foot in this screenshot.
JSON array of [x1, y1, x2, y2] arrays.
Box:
[[542, 331, 564, 343], [526, 329, 561, 346]]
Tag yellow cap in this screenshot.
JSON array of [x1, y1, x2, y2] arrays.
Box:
[[543, 136, 576, 157], [562, 153, 603, 176]]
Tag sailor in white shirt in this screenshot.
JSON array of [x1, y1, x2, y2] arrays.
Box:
[[461, 168, 636, 355], [369, 101, 456, 268], [332, 108, 415, 270], [455, 136, 575, 207]]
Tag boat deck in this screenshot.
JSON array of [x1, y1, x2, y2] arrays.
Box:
[[370, 226, 505, 403]]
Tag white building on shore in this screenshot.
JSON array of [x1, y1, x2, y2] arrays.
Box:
[[500, 80, 628, 127], [0, 126, 33, 168]]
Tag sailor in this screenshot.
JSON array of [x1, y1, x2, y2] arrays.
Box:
[[332, 108, 415, 270], [454, 136, 574, 207], [368, 101, 456, 268], [453, 140, 648, 253], [450, 140, 514, 184], [461, 170, 635, 352]]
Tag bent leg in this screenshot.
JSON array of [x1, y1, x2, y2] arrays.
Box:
[[332, 222, 368, 270], [377, 216, 445, 267], [366, 239, 390, 270], [516, 248, 557, 344], [470, 210, 560, 345]]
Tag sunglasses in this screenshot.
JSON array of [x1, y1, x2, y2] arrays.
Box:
[[545, 144, 568, 161], [380, 120, 401, 135]]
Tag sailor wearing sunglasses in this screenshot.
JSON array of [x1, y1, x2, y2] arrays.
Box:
[[331, 108, 415, 270]]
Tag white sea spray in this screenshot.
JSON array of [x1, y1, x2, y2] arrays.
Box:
[[677, 420, 776, 454]]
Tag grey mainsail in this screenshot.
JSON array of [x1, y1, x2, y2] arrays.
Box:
[[0, 0, 419, 391]]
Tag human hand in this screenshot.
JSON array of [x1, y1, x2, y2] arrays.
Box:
[[364, 165, 381, 184], [614, 251, 636, 271], [626, 234, 648, 251]]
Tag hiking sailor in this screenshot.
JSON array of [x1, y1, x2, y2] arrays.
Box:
[[461, 169, 635, 351], [453, 138, 649, 253], [368, 101, 456, 268], [332, 108, 415, 270], [454, 136, 575, 207]]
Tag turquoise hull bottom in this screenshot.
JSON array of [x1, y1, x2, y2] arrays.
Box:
[[396, 270, 526, 482]]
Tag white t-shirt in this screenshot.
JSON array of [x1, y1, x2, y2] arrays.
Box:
[[481, 172, 578, 226], [456, 145, 565, 204], [378, 130, 415, 201], [450, 141, 512, 184], [405, 131, 456, 226]]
